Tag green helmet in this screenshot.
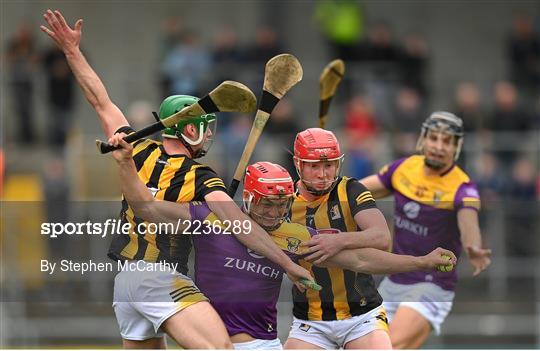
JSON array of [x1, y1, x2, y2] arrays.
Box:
[[158, 95, 217, 139]]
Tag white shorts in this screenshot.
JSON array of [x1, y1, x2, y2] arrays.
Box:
[[287, 305, 388, 349], [233, 338, 282, 350], [378, 277, 455, 335], [112, 261, 207, 340]]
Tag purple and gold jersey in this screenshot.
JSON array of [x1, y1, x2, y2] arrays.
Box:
[[189, 202, 314, 340], [378, 155, 481, 291]]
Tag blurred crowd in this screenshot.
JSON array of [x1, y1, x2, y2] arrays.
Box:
[[2, 5, 539, 218]]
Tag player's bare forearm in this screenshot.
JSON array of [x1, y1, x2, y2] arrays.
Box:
[[319, 248, 424, 274], [359, 175, 392, 199], [205, 191, 293, 268], [458, 208, 482, 248], [318, 247, 456, 274], [64, 48, 128, 138]]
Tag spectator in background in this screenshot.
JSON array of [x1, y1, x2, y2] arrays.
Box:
[[454, 82, 486, 169], [212, 26, 242, 129], [212, 26, 242, 83], [392, 87, 426, 157], [244, 27, 283, 64], [0, 148, 4, 198], [486, 81, 531, 171], [473, 152, 504, 227], [42, 46, 76, 148], [357, 21, 400, 63], [6, 21, 39, 145], [399, 34, 429, 97], [344, 95, 378, 179], [265, 99, 299, 176], [313, 0, 364, 62], [158, 17, 184, 98], [161, 30, 211, 97], [507, 15, 540, 96], [504, 156, 538, 256], [358, 21, 401, 123]]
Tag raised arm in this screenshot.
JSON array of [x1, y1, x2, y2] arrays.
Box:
[[315, 247, 457, 275], [40, 9, 129, 138], [109, 134, 191, 224]]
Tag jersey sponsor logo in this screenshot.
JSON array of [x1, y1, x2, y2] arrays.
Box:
[[330, 204, 341, 220], [395, 214, 429, 237], [267, 323, 274, 332], [403, 201, 420, 219], [286, 237, 301, 253], [247, 248, 265, 259], [224, 257, 281, 279]]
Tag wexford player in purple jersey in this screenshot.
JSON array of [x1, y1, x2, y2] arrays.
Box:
[[108, 134, 456, 349], [361, 112, 492, 348]]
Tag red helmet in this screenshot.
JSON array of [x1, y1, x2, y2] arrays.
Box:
[[243, 162, 294, 230], [293, 128, 344, 196], [294, 128, 342, 161]]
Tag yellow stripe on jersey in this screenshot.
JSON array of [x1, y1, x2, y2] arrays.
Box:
[[337, 177, 357, 232], [137, 146, 161, 180], [204, 178, 226, 188], [355, 191, 374, 206], [462, 197, 481, 210], [155, 158, 186, 200], [178, 165, 198, 201], [312, 195, 351, 320], [291, 200, 322, 321], [120, 205, 139, 259]]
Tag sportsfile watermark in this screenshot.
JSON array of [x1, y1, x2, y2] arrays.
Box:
[[41, 218, 253, 238]]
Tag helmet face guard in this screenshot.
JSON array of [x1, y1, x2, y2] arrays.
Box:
[[416, 112, 464, 169], [242, 162, 294, 231], [293, 128, 344, 196]]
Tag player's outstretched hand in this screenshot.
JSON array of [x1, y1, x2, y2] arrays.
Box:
[[108, 133, 133, 163], [421, 247, 457, 270], [466, 245, 492, 276], [302, 234, 344, 265], [40, 9, 83, 53], [284, 262, 316, 293]]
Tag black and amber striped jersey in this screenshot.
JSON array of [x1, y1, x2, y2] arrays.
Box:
[[108, 127, 226, 274], [290, 176, 383, 321]]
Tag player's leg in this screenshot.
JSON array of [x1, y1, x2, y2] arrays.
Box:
[[344, 329, 392, 349], [284, 338, 325, 349], [388, 306, 431, 349], [285, 318, 335, 349], [122, 337, 166, 349], [342, 306, 391, 349], [160, 300, 232, 349]]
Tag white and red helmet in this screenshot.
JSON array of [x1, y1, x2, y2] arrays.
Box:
[[243, 162, 294, 229], [293, 128, 344, 195]]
